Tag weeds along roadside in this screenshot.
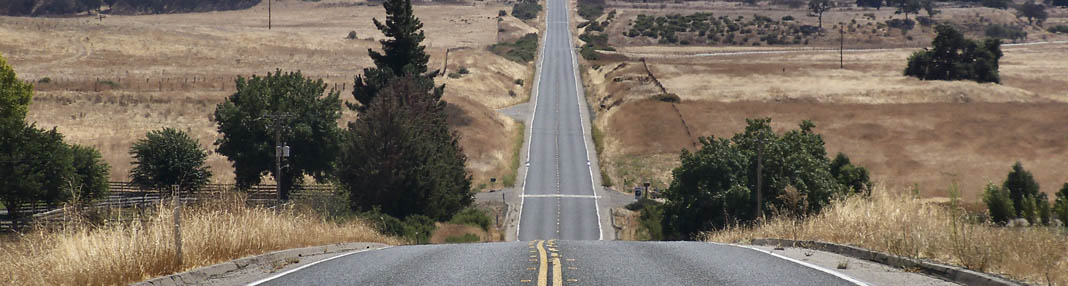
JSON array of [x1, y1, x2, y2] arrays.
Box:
[[0, 192, 400, 285], [703, 186, 1068, 286]]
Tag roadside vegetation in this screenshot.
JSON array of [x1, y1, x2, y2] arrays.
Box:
[[704, 187, 1068, 285], [511, 0, 541, 21], [0, 193, 398, 285], [905, 24, 1003, 84], [490, 33, 539, 63]]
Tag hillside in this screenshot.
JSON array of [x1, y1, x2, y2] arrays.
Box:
[[0, 0, 260, 16]]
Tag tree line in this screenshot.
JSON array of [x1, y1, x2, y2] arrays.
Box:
[[0, 0, 472, 230]]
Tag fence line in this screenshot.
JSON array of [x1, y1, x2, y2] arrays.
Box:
[[0, 182, 338, 232]]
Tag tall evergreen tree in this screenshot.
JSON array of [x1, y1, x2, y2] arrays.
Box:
[[351, 0, 435, 111], [338, 76, 471, 221], [1003, 161, 1040, 219]]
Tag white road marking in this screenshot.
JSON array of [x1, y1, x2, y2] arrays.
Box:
[[515, 7, 552, 240], [716, 243, 871, 286], [246, 246, 392, 286], [522, 194, 601, 198], [562, 2, 604, 241]]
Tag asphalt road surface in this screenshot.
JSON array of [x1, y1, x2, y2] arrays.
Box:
[[242, 0, 905, 285], [252, 240, 864, 286], [516, 0, 602, 241]]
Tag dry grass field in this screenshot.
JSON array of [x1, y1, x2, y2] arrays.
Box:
[[705, 187, 1068, 285], [581, 4, 1068, 200], [0, 194, 399, 285], [1, 0, 536, 187]]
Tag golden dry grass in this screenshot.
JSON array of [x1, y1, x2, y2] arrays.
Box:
[[0, 0, 536, 186], [703, 187, 1068, 285], [0, 194, 399, 285]]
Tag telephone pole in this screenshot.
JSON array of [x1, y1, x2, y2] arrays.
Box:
[[259, 112, 293, 201], [840, 28, 844, 69], [268, 0, 272, 30]]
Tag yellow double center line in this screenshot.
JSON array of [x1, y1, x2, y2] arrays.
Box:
[[534, 240, 563, 286]]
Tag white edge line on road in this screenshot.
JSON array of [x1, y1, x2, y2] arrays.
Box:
[[719, 243, 871, 286], [516, 4, 551, 241], [246, 246, 393, 286], [562, 1, 604, 241], [522, 194, 600, 198]]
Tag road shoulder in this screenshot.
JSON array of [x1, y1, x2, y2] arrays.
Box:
[[132, 242, 389, 286], [747, 245, 960, 286]]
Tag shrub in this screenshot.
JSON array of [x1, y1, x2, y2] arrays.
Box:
[[448, 72, 461, 79], [577, 0, 605, 20], [360, 210, 437, 244], [653, 93, 680, 103], [782, 15, 795, 21], [129, 128, 212, 192], [514, 79, 524, 86], [1047, 25, 1068, 34], [489, 33, 538, 63], [450, 208, 492, 231], [985, 25, 1026, 42], [905, 25, 1002, 84], [886, 19, 915, 30], [983, 183, 1015, 224], [444, 233, 481, 243], [498, 10, 507, 17], [347, 31, 358, 39], [458, 67, 469, 74], [511, 1, 541, 20], [37, 77, 51, 84], [982, 0, 1009, 9], [1054, 183, 1068, 225]]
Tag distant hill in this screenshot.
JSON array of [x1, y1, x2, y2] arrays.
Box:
[[0, 0, 261, 17]]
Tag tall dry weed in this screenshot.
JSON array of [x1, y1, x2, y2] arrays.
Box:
[[704, 187, 1068, 285], [0, 194, 399, 285]]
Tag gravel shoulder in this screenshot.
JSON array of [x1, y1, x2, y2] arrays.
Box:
[[748, 245, 960, 286]]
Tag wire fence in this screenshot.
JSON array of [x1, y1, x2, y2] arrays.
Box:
[[0, 181, 338, 232]]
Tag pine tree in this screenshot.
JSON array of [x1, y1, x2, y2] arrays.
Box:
[[351, 0, 434, 111], [1003, 161, 1040, 218], [339, 76, 471, 221]]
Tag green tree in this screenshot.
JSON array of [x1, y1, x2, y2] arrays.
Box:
[[662, 119, 851, 240], [213, 70, 341, 200], [905, 24, 1003, 83], [1036, 193, 1051, 226], [1053, 183, 1068, 226], [0, 54, 32, 129], [338, 76, 472, 221], [808, 0, 833, 31], [888, 0, 921, 21], [1017, 1, 1048, 25], [1003, 161, 1040, 220], [829, 153, 873, 195], [350, 0, 435, 111], [66, 144, 110, 204], [130, 128, 212, 192], [983, 183, 1015, 224], [0, 125, 74, 229], [921, 0, 939, 17]]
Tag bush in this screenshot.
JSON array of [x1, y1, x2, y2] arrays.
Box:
[[625, 198, 661, 211], [347, 31, 358, 39], [444, 233, 481, 243], [511, 1, 541, 20], [886, 19, 915, 30], [514, 79, 524, 86], [458, 67, 469, 74], [905, 25, 1002, 84], [1054, 183, 1068, 225], [450, 208, 492, 231], [653, 93, 680, 103], [489, 33, 538, 63], [448, 72, 461, 79], [981, 0, 1009, 9], [781, 15, 795, 21], [985, 25, 1026, 42], [1048, 25, 1068, 34], [37, 77, 51, 84], [983, 183, 1015, 224], [577, 0, 605, 20], [360, 210, 437, 244], [498, 10, 507, 17]]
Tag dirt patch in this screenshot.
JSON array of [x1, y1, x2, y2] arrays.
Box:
[[602, 100, 1068, 201]]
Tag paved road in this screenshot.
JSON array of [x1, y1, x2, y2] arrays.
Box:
[[516, 0, 602, 241], [253, 241, 862, 286]]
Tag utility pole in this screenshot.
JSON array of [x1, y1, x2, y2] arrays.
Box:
[[840, 27, 844, 69], [268, 0, 272, 30], [260, 112, 293, 201], [755, 137, 765, 221]]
